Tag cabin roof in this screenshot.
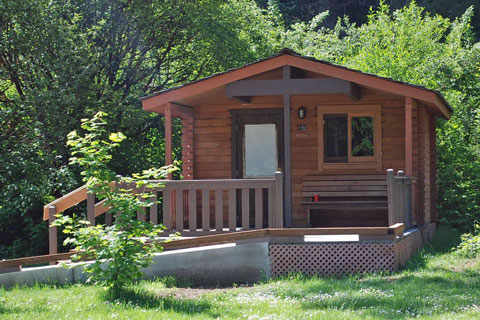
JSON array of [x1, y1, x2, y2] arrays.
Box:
[[141, 48, 452, 119]]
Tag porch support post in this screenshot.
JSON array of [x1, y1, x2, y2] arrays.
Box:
[[165, 102, 173, 179], [405, 97, 417, 225], [182, 115, 194, 180], [405, 97, 413, 176], [283, 65, 292, 228]]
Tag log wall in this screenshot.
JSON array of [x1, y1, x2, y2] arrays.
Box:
[[189, 85, 434, 227]]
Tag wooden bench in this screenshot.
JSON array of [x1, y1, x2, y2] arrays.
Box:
[[301, 174, 389, 227]]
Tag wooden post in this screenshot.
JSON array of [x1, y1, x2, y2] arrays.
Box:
[[395, 170, 406, 225], [165, 102, 173, 180], [283, 66, 292, 228], [48, 206, 58, 258], [386, 169, 395, 226], [274, 171, 284, 228], [87, 192, 95, 226], [405, 97, 414, 176]]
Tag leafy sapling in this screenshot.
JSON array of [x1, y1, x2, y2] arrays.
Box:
[[53, 111, 177, 293]]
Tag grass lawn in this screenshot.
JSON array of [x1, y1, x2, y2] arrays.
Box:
[[1, 227, 480, 319]]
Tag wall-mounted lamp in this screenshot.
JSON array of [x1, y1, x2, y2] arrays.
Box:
[[298, 106, 306, 119]]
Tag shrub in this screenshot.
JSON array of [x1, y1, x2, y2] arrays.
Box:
[[454, 223, 480, 258]]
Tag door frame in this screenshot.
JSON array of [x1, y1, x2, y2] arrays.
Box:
[[230, 108, 284, 179]]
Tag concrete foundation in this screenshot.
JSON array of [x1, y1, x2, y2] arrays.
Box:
[[0, 224, 434, 289]]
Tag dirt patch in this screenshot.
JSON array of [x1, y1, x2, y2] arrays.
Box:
[[155, 286, 252, 299], [358, 274, 404, 282], [449, 259, 480, 272]]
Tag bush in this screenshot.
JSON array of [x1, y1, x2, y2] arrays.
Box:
[[454, 223, 480, 258]]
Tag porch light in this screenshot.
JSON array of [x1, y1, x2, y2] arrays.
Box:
[[298, 106, 306, 119]]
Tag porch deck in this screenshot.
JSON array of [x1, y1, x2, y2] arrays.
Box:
[[41, 169, 413, 257], [1, 223, 435, 285]]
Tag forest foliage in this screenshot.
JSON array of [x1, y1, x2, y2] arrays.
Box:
[[1, 0, 479, 258]]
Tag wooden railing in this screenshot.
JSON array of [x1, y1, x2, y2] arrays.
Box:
[[44, 171, 284, 255], [387, 169, 416, 229]]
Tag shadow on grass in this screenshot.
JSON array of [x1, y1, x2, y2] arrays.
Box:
[[102, 286, 214, 316], [297, 270, 480, 318], [402, 225, 462, 271]]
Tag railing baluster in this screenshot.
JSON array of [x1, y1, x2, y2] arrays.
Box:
[[105, 211, 113, 226], [274, 171, 284, 228], [255, 188, 263, 229], [215, 189, 223, 231], [149, 193, 158, 224], [188, 189, 197, 232], [87, 192, 95, 226], [202, 189, 210, 231], [48, 206, 57, 260], [228, 189, 236, 231], [163, 190, 172, 230], [137, 196, 146, 222], [242, 188, 249, 230], [176, 190, 184, 231], [268, 183, 274, 228]]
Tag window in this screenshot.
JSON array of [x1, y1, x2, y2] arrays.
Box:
[[318, 105, 382, 171], [243, 124, 278, 177], [324, 114, 347, 163]]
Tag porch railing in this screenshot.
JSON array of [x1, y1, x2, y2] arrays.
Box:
[[44, 171, 284, 255], [386, 169, 416, 229]]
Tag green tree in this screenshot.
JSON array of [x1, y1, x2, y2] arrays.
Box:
[[0, 0, 283, 259], [282, 2, 480, 229]]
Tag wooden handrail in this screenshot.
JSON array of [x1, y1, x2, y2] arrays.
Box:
[[94, 199, 110, 217], [43, 185, 87, 220]]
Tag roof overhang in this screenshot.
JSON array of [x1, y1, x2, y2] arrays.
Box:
[[141, 51, 451, 119]]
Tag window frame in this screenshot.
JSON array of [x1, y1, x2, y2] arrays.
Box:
[[317, 105, 382, 172]]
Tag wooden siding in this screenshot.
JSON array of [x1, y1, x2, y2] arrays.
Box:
[[190, 84, 413, 227], [289, 90, 406, 226]]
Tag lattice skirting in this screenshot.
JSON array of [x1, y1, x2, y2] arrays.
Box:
[[269, 224, 435, 277]]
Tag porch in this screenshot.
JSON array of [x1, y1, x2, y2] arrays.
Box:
[[42, 169, 413, 256]]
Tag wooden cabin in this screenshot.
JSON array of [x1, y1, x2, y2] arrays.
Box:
[[139, 49, 451, 230], [30, 49, 451, 275]]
